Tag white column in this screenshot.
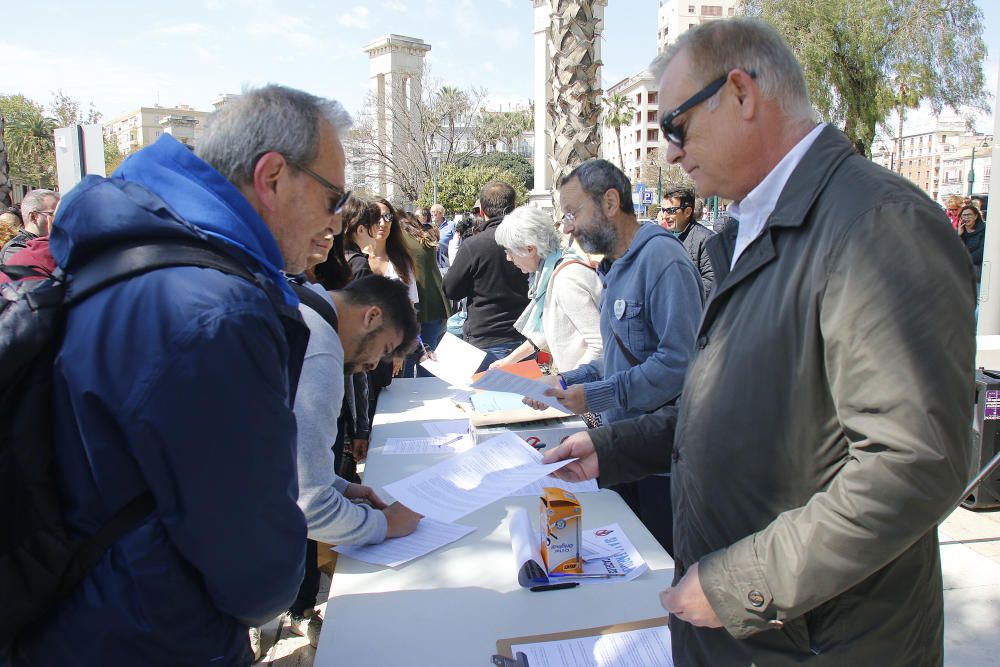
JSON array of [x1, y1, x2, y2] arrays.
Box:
[[976, 64, 1000, 344], [530, 0, 553, 207]]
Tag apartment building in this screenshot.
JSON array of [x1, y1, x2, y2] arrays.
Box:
[[871, 114, 991, 204], [657, 0, 740, 53], [600, 70, 661, 185]]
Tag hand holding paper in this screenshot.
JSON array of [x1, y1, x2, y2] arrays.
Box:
[[541, 431, 601, 482], [472, 369, 570, 413], [419, 333, 486, 387]]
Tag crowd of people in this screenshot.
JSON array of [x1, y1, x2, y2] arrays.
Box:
[[0, 16, 987, 667]]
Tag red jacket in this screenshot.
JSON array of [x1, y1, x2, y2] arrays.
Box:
[[0, 235, 56, 283]]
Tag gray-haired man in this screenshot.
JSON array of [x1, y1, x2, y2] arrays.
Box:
[[13, 85, 350, 666], [544, 18, 974, 666], [0, 188, 60, 263]]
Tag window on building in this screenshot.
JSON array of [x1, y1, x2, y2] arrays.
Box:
[[701, 5, 722, 16], [647, 110, 657, 123], [648, 129, 659, 142], [635, 112, 641, 125], [635, 149, 641, 162], [648, 91, 657, 104], [688, 23, 696, 30], [636, 130, 642, 142], [728, 6, 735, 15], [688, 5, 695, 12]]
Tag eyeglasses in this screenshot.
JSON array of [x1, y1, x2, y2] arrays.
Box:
[[661, 206, 686, 214], [34, 210, 55, 218], [295, 164, 351, 215], [380, 212, 393, 223], [660, 69, 756, 149], [561, 204, 584, 226]]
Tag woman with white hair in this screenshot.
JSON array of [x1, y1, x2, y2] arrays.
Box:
[[491, 205, 603, 373]]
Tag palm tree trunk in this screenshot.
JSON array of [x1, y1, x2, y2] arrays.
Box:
[[0, 114, 12, 209], [547, 0, 603, 208], [615, 126, 625, 172]]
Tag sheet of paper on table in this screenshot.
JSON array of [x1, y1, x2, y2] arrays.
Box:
[[332, 518, 475, 567], [422, 419, 470, 438], [509, 476, 598, 497], [576, 523, 648, 583], [470, 390, 529, 414], [510, 623, 673, 667], [419, 333, 486, 387], [472, 368, 570, 413], [383, 432, 576, 524], [381, 435, 475, 454]]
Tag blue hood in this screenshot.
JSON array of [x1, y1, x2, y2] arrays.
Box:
[[52, 134, 297, 305]]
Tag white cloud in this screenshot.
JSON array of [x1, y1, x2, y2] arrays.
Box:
[[244, 15, 320, 51], [154, 23, 210, 36], [338, 7, 371, 29]]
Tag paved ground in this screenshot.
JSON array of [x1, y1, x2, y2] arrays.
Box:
[[255, 507, 1000, 666]]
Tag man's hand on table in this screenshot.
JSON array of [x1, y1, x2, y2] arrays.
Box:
[[659, 562, 722, 628], [383, 502, 422, 538], [344, 483, 387, 509], [541, 431, 600, 482]]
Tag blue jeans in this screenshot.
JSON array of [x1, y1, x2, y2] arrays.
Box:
[[476, 340, 525, 373], [404, 319, 446, 378]]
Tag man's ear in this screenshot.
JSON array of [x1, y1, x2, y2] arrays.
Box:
[[603, 188, 621, 216], [362, 305, 384, 332], [253, 151, 288, 213], [730, 68, 757, 120]]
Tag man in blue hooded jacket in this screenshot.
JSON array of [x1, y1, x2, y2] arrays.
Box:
[[11, 85, 350, 666]]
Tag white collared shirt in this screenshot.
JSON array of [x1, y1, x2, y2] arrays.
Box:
[[727, 123, 827, 269]]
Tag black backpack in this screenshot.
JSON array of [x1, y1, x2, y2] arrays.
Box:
[[0, 238, 258, 647]]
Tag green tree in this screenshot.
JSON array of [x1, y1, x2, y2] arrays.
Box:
[[601, 92, 635, 171], [1, 94, 57, 189], [459, 151, 533, 190], [416, 164, 528, 212], [0, 113, 11, 209], [475, 109, 532, 153], [741, 0, 988, 156]]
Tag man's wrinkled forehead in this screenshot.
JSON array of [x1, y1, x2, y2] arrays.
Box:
[[658, 49, 700, 111]]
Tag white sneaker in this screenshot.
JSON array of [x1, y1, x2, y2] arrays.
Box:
[[287, 610, 323, 648], [249, 626, 263, 662]]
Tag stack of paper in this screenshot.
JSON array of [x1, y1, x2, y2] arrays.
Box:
[[419, 333, 486, 387]]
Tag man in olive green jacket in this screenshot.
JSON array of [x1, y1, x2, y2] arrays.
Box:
[[544, 18, 976, 667]]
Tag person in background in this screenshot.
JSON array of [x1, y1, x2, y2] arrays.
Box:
[[398, 212, 452, 377], [443, 181, 529, 370], [1, 189, 59, 263], [658, 184, 716, 297], [959, 203, 985, 286], [0, 207, 21, 247], [490, 205, 603, 374], [944, 194, 964, 230]]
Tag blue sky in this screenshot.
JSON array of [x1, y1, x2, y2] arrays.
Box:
[[4, 0, 998, 130]]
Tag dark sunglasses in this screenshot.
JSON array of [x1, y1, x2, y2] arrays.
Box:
[[660, 69, 756, 149], [661, 206, 686, 214], [296, 163, 351, 215], [380, 212, 393, 222]]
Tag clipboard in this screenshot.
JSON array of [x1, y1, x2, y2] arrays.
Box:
[[494, 616, 669, 663]]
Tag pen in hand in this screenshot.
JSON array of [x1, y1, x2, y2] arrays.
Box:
[[418, 336, 436, 362]]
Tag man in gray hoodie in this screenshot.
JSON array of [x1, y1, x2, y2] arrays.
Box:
[[539, 159, 704, 554]]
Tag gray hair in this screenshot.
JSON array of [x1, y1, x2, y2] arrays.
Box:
[[196, 84, 353, 186], [559, 159, 633, 216], [495, 205, 561, 259], [651, 18, 813, 123], [430, 203, 445, 214], [20, 189, 59, 217]]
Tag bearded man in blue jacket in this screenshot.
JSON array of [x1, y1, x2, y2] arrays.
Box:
[[11, 85, 350, 666]]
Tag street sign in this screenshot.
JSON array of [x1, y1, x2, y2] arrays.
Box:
[[642, 190, 654, 204]]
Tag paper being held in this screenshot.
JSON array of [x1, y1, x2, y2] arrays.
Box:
[[383, 432, 577, 524], [419, 333, 486, 387], [472, 369, 569, 413]]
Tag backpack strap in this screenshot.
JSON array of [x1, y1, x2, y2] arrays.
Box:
[[65, 238, 256, 305], [290, 282, 339, 332]]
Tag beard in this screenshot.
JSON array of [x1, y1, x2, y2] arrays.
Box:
[[574, 208, 618, 255], [345, 327, 385, 374]]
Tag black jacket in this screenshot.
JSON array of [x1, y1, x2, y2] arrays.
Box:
[[0, 229, 37, 264], [677, 221, 715, 297], [962, 223, 985, 282], [442, 217, 529, 347]]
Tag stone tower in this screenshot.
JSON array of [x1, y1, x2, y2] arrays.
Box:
[[364, 35, 432, 201]]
